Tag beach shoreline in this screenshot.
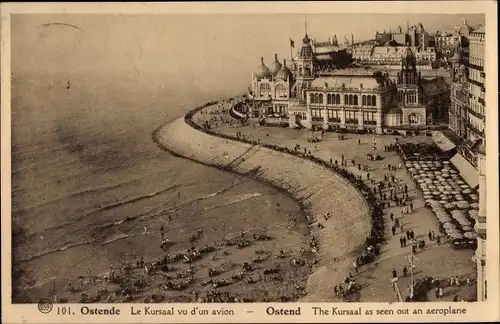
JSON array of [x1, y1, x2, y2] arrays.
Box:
[[154, 102, 371, 301]]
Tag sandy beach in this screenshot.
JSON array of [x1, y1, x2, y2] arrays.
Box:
[[155, 105, 371, 301]]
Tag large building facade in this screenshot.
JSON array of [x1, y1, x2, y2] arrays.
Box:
[[249, 33, 450, 134], [354, 22, 437, 68], [448, 25, 486, 301], [435, 18, 473, 55]]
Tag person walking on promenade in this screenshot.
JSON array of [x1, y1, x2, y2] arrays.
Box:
[[402, 236, 407, 247], [403, 266, 408, 277], [400, 224, 404, 233], [392, 268, 398, 279], [400, 236, 404, 248], [160, 224, 165, 240], [391, 225, 396, 236], [428, 230, 432, 241]]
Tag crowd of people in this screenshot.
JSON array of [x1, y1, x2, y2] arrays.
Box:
[[185, 99, 387, 300], [185, 100, 478, 302]]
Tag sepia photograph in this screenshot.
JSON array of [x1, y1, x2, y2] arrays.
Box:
[[1, 2, 498, 323]]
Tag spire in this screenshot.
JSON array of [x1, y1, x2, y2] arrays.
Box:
[[304, 18, 308, 36], [283, 58, 287, 67], [274, 53, 278, 62], [260, 57, 264, 66], [407, 20, 409, 32]]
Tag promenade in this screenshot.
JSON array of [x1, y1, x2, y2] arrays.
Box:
[[156, 104, 372, 302], [195, 108, 477, 302]]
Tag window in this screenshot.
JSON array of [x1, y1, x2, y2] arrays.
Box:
[[362, 95, 366, 106], [344, 94, 348, 105], [372, 95, 377, 107], [260, 83, 271, 97], [353, 95, 358, 106], [311, 108, 323, 122], [367, 95, 372, 106], [328, 110, 341, 122], [335, 94, 340, 105], [275, 84, 287, 98]]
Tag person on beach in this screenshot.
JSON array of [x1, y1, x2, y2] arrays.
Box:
[[400, 236, 404, 248], [428, 230, 432, 241], [391, 225, 396, 236]]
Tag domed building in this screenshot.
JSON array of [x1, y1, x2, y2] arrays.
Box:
[[249, 55, 294, 118], [254, 57, 271, 79], [268, 54, 282, 76], [248, 31, 447, 133]]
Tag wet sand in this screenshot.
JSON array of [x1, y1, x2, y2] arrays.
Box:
[[11, 72, 310, 303]]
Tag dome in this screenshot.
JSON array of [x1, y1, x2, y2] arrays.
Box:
[[268, 54, 282, 75], [303, 33, 311, 44], [255, 57, 271, 79], [451, 51, 461, 63], [276, 59, 292, 81]]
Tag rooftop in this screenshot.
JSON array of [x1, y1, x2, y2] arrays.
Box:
[[421, 77, 450, 95], [310, 75, 381, 90], [472, 26, 485, 34]]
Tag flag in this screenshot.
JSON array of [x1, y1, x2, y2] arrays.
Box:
[[290, 39, 295, 48]]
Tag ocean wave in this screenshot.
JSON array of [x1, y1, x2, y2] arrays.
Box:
[[203, 192, 262, 211], [12, 178, 143, 214], [100, 232, 134, 246], [16, 180, 247, 264], [17, 239, 95, 263], [45, 183, 186, 232]]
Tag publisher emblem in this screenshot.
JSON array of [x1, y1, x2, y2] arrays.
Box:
[[37, 299, 53, 314]]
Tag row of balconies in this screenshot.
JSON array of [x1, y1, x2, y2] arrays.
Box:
[[467, 121, 485, 137], [467, 62, 484, 72], [468, 108, 485, 120], [468, 77, 485, 88]]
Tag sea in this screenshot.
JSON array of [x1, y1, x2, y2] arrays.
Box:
[[9, 14, 306, 302], [9, 69, 247, 299]]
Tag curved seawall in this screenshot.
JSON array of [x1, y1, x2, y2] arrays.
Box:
[[154, 108, 371, 301]]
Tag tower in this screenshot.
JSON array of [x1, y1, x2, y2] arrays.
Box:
[[295, 24, 315, 102], [396, 47, 422, 106]]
